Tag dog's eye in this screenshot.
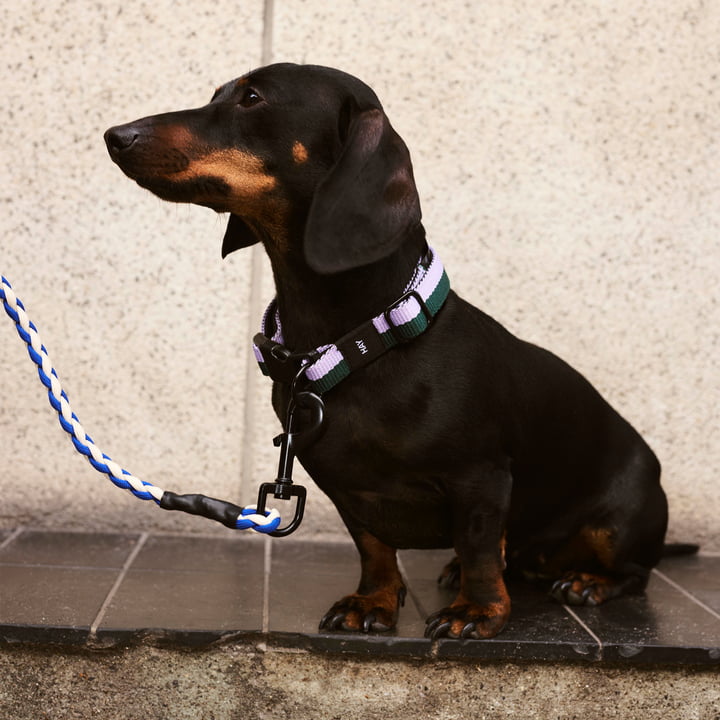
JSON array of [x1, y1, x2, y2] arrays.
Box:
[[239, 87, 263, 108]]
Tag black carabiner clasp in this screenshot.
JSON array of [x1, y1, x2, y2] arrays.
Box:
[[256, 481, 307, 537], [255, 388, 325, 537]]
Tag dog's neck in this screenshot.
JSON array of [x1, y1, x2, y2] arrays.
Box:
[[263, 224, 428, 352]]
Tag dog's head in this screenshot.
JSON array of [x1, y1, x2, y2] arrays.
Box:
[[105, 63, 421, 274]]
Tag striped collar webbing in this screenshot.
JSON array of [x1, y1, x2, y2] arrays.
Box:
[[253, 247, 450, 394]]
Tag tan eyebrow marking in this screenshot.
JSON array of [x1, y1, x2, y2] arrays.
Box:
[[292, 141, 309, 164]]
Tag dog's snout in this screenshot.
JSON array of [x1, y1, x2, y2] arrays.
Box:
[[104, 125, 139, 155]]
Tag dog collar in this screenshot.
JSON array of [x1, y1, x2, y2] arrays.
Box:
[[253, 247, 450, 394]]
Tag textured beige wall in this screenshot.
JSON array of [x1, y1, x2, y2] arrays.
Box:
[[1, 1, 718, 549]]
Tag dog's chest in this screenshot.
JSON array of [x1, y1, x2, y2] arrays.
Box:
[[299, 435, 455, 548]]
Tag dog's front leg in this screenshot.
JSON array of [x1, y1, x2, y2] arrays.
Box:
[[425, 462, 512, 640], [319, 527, 406, 633]]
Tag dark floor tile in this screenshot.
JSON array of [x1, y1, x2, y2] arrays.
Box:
[[570, 570, 720, 664], [400, 549, 599, 661], [0, 565, 119, 631], [268, 542, 430, 654], [98, 568, 263, 636], [0, 529, 140, 568], [657, 555, 720, 616], [128, 533, 266, 573], [268, 541, 357, 635], [1, 529, 717, 664], [399, 549, 456, 620], [97, 535, 265, 639]]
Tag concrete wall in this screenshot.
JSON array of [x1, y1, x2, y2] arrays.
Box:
[[1, 1, 718, 549]]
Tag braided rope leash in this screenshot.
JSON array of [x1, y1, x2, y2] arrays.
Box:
[[1, 274, 281, 533]]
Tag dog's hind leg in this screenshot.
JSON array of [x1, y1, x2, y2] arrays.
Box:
[[437, 555, 461, 589], [550, 446, 668, 606]]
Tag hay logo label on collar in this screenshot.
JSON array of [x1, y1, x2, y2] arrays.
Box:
[[337, 323, 387, 371]]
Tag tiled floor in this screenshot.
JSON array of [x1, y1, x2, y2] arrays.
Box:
[[1, 527, 718, 664]]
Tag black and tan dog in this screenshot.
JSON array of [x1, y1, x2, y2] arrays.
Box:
[[105, 63, 669, 639]]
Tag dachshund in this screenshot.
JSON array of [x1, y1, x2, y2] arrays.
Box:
[[105, 63, 669, 639]]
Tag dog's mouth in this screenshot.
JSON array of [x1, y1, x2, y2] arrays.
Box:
[[104, 125, 233, 209], [105, 122, 279, 218], [131, 173, 233, 211]]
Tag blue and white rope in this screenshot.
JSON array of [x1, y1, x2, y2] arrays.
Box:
[[1, 274, 280, 533]]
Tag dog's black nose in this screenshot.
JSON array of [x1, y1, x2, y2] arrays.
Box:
[[104, 125, 138, 155]]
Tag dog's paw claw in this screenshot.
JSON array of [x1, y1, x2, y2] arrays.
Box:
[[550, 579, 572, 603], [319, 589, 403, 634], [424, 602, 509, 640], [319, 611, 347, 631], [550, 573, 610, 606], [363, 613, 391, 633], [461, 622, 479, 639], [424, 618, 452, 640], [362, 612, 391, 633]]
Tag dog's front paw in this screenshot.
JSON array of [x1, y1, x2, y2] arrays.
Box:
[[424, 601, 509, 640], [319, 587, 406, 633]]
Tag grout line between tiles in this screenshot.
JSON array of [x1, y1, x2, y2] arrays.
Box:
[[89, 532, 149, 638], [0, 527, 24, 552], [0, 562, 141, 571], [396, 554, 428, 621], [562, 604, 603, 658], [652, 567, 720, 622]]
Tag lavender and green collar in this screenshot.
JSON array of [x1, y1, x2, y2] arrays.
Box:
[[253, 247, 450, 394]]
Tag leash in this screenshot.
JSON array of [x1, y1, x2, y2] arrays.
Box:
[[1, 274, 289, 534], [2, 248, 449, 536]]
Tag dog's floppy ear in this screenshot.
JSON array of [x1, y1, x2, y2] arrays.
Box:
[[221, 213, 259, 258], [304, 103, 421, 274]]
